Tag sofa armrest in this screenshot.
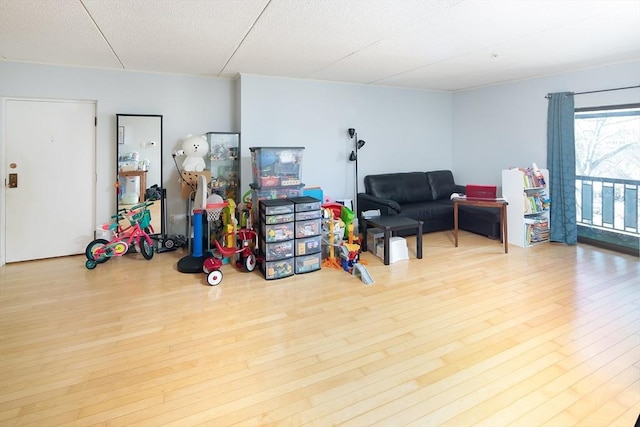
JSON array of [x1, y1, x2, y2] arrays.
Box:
[[454, 184, 466, 194], [357, 193, 402, 216]]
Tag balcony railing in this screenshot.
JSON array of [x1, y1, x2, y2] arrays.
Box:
[[576, 175, 639, 243]]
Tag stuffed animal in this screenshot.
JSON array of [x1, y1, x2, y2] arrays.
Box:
[[178, 134, 208, 172]]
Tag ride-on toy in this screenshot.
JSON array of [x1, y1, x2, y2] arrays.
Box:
[[202, 227, 258, 286], [85, 202, 155, 269]]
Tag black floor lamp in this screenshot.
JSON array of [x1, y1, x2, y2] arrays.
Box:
[[348, 128, 366, 218]]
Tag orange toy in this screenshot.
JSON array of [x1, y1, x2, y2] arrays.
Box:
[[321, 209, 342, 270]]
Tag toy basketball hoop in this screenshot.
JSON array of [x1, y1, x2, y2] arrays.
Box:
[[205, 192, 228, 222], [206, 202, 228, 222]]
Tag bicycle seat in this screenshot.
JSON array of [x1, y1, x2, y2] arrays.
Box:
[[216, 244, 238, 258], [102, 222, 119, 232]]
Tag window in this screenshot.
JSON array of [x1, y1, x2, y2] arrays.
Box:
[[575, 104, 640, 179], [574, 104, 640, 255]]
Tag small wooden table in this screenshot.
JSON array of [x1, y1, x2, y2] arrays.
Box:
[[453, 197, 509, 253], [119, 170, 147, 202], [361, 215, 423, 265]]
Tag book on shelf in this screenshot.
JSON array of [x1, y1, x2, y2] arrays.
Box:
[[524, 217, 550, 244], [516, 163, 547, 189], [521, 188, 550, 215]]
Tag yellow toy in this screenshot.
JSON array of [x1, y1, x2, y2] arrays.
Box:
[[321, 209, 342, 270]]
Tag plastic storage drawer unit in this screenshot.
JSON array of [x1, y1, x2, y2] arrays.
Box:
[[289, 196, 322, 212], [295, 209, 322, 221], [250, 147, 305, 187], [295, 235, 321, 256], [260, 240, 294, 261], [252, 184, 305, 202], [295, 253, 322, 274], [261, 212, 295, 224], [295, 218, 321, 238], [262, 258, 294, 280], [259, 199, 294, 215], [263, 222, 295, 242]]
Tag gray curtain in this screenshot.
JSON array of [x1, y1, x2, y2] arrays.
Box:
[[546, 92, 577, 244]]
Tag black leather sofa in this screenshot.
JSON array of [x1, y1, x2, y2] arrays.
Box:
[[357, 170, 501, 238]]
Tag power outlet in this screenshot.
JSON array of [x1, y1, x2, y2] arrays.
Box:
[[169, 214, 176, 223]]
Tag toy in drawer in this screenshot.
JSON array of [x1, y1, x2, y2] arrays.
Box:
[[295, 253, 322, 274], [259, 176, 280, 187], [295, 218, 321, 238], [295, 235, 321, 256], [280, 177, 301, 186], [295, 209, 322, 221], [261, 211, 295, 224], [259, 198, 294, 215], [262, 222, 295, 242], [261, 258, 294, 280], [260, 239, 294, 261], [289, 196, 322, 212]]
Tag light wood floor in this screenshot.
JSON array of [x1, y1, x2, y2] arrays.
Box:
[[1, 230, 638, 426]]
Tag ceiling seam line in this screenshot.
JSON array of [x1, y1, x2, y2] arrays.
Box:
[[305, 39, 384, 79], [79, 0, 125, 69], [219, 0, 272, 75]]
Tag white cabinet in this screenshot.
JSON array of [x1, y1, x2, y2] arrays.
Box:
[[502, 167, 550, 247]]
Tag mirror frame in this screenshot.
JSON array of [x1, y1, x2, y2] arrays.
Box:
[[116, 114, 164, 236]]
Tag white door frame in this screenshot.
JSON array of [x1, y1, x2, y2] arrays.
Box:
[[0, 98, 5, 267], [0, 97, 97, 266]]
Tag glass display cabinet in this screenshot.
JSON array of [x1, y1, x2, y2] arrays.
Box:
[[206, 132, 240, 203]]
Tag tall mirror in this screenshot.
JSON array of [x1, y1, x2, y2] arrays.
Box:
[[116, 114, 163, 236]]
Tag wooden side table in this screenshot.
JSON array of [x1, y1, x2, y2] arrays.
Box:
[[453, 197, 509, 253], [119, 170, 147, 202]]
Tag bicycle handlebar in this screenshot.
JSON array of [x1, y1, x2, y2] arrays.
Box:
[[111, 207, 129, 221], [129, 201, 155, 211]]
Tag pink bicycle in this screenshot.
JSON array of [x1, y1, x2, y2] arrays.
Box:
[[85, 202, 155, 269]]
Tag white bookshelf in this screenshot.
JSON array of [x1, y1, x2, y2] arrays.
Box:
[[502, 167, 550, 247]]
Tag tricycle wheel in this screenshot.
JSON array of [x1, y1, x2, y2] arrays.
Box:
[[85, 259, 97, 269], [207, 270, 223, 286], [244, 253, 257, 272]]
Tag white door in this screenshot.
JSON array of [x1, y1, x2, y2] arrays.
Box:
[[4, 99, 95, 262]]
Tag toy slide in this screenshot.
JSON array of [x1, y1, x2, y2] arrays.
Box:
[[352, 263, 374, 285]]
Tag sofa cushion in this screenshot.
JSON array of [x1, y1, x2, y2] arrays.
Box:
[[427, 170, 458, 200], [390, 201, 454, 234], [364, 172, 433, 204], [401, 201, 452, 221]]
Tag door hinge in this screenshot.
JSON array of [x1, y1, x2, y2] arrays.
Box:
[[94, 117, 97, 126]]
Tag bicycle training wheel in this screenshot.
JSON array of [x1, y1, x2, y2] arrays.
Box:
[[140, 237, 154, 260], [85, 239, 110, 264]]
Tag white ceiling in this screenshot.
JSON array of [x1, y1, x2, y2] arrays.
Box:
[[1, 0, 639, 92]]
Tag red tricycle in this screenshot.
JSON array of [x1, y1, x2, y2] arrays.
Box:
[[203, 228, 258, 286]]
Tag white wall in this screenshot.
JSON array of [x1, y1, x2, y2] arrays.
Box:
[[0, 61, 237, 235], [452, 60, 640, 188], [239, 74, 452, 202], [2, 59, 637, 247]]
